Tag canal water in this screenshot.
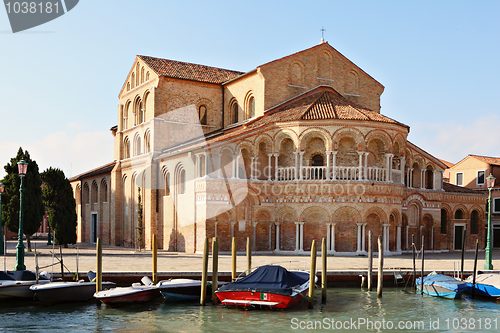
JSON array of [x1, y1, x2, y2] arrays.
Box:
[[1, 288, 500, 332]]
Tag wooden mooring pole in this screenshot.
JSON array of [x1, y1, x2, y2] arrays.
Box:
[[472, 239, 479, 299], [377, 235, 383, 297], [60, 246, 64, 281], [460, 228, 466, 280], [308, 240, 317, 309], [212, 237, 219, 305], [231, 237, 236, 281], [321, 238, 327, 304], [96, 238, 102, 293], [152, 234, 157, 283], [200, 237, 209, 306], [246, 237, 251, 276], [420, 236, 425, 296], [368, 231, 373, 291]]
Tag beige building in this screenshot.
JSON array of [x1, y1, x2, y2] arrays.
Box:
[[448, 155, 500, 247], [70, 42, 486, 254]]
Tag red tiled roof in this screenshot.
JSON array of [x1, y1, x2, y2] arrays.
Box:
[[438, 159, 454, 168], [270, 87, 405, 125], [442, 182, 481, 194], [138, 55, 244, 84], [469, 155, 500, 166], [69, 162, 116, 181], [158, 86, 408, 157]]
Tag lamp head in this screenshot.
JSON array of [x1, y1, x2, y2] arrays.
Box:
[[17, 160, 28, 177], [486, 173, 496, 189]]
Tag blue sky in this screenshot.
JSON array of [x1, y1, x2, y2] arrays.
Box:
[[1, 0, 499, 179]]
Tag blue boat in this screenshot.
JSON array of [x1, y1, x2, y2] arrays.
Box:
[[416, 273, 467, 299], [465, 273, 500, 298]]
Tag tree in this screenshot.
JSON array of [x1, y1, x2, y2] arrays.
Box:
[[137, 187, 144, 250], [2, 148, 45, 252], [41, 167, 77, 247]]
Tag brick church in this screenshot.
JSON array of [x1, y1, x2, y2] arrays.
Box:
[[70, 42, 486, 254]]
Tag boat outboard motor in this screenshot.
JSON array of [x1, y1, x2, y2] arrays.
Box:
[[141, 276, 154, 286]]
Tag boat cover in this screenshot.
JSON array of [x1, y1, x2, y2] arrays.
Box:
[[416, 274, 467, 292], [217, 265, 309, 296], [0, 270, 48, 281]]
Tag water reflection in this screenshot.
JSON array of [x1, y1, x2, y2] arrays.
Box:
[[1, 289, 500, 332]]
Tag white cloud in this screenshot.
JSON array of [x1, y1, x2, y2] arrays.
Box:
[[409, 113, 500, 164], [0, 130, 114, 180]]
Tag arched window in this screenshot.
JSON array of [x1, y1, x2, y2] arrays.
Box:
[[471, 210, 479, 234], [179, 169, 186, 194], [165, 172, 170, 196], [100, 179, 107, 203], [127, 82, 130, 91], [146, 72, 150, 81], [455, 209, 464, 220], [134, 134, 141, 156], [312, 154, 324, 166], [440, 209, 447, 234], [123, 137, 130, 159], [249, 97, 255, 118], [136, 63, 140, 86], [123, 102, 130, 130], [199, 105, 207, 125], [131, 73, 135, 89], [141, 67, 144, 84], [144, 130, 151, 153], [233, 103, 239, 124], [91, 181, 98, 204]]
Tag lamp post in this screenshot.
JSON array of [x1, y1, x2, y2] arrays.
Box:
[[0, 183, 4, 255], [484, 173, 496, 270], [15, 160, 28, 271]]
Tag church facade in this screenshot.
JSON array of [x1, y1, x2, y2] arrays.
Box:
[[70, 42, 486, 254]]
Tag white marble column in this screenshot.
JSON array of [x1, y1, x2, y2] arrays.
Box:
[[214, 153, 221, 178], [214, 222, 218, 238], [250, 156, 255, 180], [358, 152, 364, 180], [299, 151, 304, 180], [294, 151, 299, 180], [364, 152, 369, 181], [274, 153, 279, 181], [299, 222, 304, 251], [400, 157, 406, 184], [385, 153, 393, 182], [396, 224, 401, 252], [331, 223, 336, 253], [331, 151, 337, 180], [325, 151, 332, 180], [383, 223, 390, 252], [356, 222, 363, 253], [406, 225, 409, 250], [196, 154, 201, 178], [275, 223, 280, 251], [231, 154, 237, 179], [420, 169, 425, 189], [295, 222, 300, 251], [268, 223, 273, 251], [234, 154, 240, 179], [267, 154, 273, 181], [205, 152, 210, 178]]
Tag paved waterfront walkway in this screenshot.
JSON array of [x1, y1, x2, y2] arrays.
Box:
[[2, 239, 500, 275]]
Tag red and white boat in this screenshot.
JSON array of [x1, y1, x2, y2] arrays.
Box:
[[94, 276, 160, 305], [215, 265, 314, 309]]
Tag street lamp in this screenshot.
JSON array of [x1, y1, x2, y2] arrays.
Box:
[[15, 160, 28, 271], [484, 173, 496, 270], [0, 183, 4, 255]]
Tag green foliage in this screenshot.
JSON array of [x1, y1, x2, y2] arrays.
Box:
[[1, 148, 45, 236], [137, 187, 144, 249], [41, 167, 77, 246]]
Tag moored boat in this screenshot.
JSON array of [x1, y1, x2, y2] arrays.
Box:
[[157, 278, 215, 302], [0, 270, 51, 299], [416, 273, 467, 299], [465, 273, 500, 298], [94, 276, 160, 305], [215, 265, 314, 309], [30, 271, 115, 305]]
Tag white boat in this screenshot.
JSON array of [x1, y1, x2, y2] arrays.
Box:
[[157, 278, 216, 302], [30, 271, 115, 305], [0, 270, 51, 299], [94, 276, 160, 305], [465, 273, 500, 298]]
